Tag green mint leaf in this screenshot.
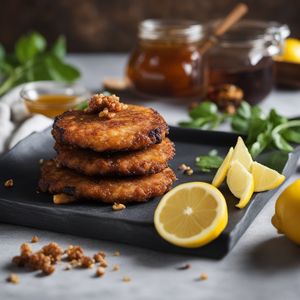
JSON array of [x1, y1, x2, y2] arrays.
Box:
[[236, 101, 252, 119], [282, 128, 300, 143], [51, 36, 66, 59], [195, 154, 223, 172], [272, 133, 293, 152], [231, 115, 249, 133], [189, 101, 218, 119], [0, 44, 5, 61], [15, 32, 46, 64], [46, 55, 80, 82], [268, 109, 288, 127]]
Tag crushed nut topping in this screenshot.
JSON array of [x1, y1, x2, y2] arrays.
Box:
[[41, 242, 63, 263], [112, 203, 126, 211], [4, 179, 14, 188], [84, 93, 128, 120], [199, 273, 208, 281], [96, 267, 106, 277], [7, 274, 20, 284], [93, 251, 106, 263], [31, 236, 39, 243], [178, 164, 194, 176], [122, 276, 131, 282], [112, 264, 120, 272]]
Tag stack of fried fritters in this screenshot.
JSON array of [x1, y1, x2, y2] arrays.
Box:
[[39, 94, 176, 204]]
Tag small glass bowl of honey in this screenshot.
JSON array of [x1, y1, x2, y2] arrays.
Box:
[[21, 81, 90, 118]]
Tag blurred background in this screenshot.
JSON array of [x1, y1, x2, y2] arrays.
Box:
[[1, 0, 299, 52]]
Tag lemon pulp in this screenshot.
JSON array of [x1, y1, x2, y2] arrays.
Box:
[[154, 182, 228, 248]]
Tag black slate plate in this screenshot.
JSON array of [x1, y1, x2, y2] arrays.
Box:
[[0, 127, 299, 259]]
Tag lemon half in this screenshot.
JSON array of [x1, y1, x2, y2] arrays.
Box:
[[154, 182, 228, 248]]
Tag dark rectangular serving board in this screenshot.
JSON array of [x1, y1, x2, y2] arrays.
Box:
[[0, 127, 299, 259]]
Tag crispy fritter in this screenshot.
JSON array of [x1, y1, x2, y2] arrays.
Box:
[[39, 160, 176, 203], [54, 138, 175, 176], [52, 105, 168, 152]]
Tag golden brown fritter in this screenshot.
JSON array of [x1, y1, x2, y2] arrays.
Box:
[[54, 138, 175, 176], [52, 105, 168, 152], [39, 160, 176, 203]]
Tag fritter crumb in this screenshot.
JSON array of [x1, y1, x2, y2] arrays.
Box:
[[4, 179, 14, 188], [7, 274, 20, 284], [53, 193, 76, 204], [41, 242, 63, 263], [81, 256, 94, 269], [112, 264, 120, 272], [178, 164, 193, 175], [122, 276, 131, 282], [31, 236, 39, 243], [66, 245, 84, 261], [112, 203, 126, 211], [113, 251, 120, 256], [96, 267, 105, 277], [199, 273, 208, 281], [93, 251, 106, 263]]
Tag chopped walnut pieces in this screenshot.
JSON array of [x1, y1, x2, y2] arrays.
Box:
[[113, 251, 120, 257], [93, 251, 106, 262], [122, 276, 131, 282], [84, 93, 128, 118], [112, 264, 120, 272], [41, 242, 63, 263], [7, 274, 20, 284], [81, 256, 94, 269], [199, 273, 208, 281], [4, 179, 14, 188], [112, 203, 126, 211], [66, 245, 84, 261], [96, 267, 106, 277], [207, 84, 243, 114], [178, 164, 193, 176], [42, 264, 55, 275], [31, 236, 39, 243], [99, 107, 116, 119]]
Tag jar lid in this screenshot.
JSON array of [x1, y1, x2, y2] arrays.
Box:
[[139, 19, 204, 42]]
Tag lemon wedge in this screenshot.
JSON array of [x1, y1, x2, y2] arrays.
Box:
[[251, 161, 285, 192], [212, 147, 234, 188], [227, 161, 254, 209], [154, 182, 228, 248], [231, 136, 253, 170]]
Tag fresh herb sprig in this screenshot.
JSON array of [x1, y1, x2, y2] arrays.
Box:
[[180, 101, 300, 158], [195, 149, 223, 172], [0, 32, 80, 96]]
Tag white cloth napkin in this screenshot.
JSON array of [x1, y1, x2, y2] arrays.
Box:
[[0, 84, 53, 155]]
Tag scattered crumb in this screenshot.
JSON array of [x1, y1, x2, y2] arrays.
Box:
[[112, 203, 126, 211], [7, 274, 20, 284], [4, 179, 14, 188], [39, 158, 44, 165], [64, 265, 72, 271], [113, 251, 120, 257], [199, 273, 208, 281], [96, 267, 105, 277], [178, 164, 193, 175], [112, 264, 120, 272], [177, 264, 191, 270], [31, 236, 39, 243], [122, 276, 131, 282], [53, 194, 76, 205], [66, 245, 84, 261], [36, 190, 40, 194], [81, 256, 94, 269]]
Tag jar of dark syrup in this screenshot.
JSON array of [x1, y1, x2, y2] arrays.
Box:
[[207, 20, 289, 104], [126, 20, 206, 99]]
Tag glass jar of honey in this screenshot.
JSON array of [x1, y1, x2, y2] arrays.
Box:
[[126, 20, 206, 99], [206, 20, 290, 104]]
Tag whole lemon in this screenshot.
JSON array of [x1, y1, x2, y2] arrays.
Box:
[[281, 38, 300, 63], [272, 179, 300, 245]]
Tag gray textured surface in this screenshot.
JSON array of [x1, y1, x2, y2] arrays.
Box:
[[1, 54, 300, 299]]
